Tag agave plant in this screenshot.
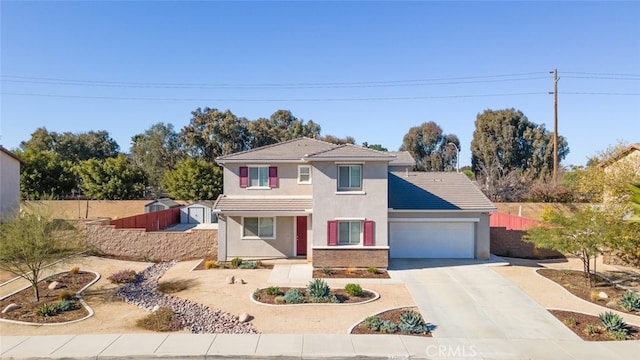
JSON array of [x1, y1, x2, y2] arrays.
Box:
[[599, 311, 627, 333], [399, 311, 426, 333], [620, 291, 640, 312], [307, 278, 331, 300]]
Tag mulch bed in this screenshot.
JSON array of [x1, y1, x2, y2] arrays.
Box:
[[312, 269, 390, 279], [549, 310, 640, 341], [351, 306, 432, 337], [253, 287, 375, 305], [537, 269, 639, 315], [0, 271, 97, 323], [193, 259, 273, 271]]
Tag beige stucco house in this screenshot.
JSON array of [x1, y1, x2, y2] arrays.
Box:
[[0, 146, 23, 216], [213, 138, 495, 268]]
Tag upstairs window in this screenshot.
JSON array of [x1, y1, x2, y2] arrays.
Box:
[[338, 165, 362, 190], [239, 166, 278, 188], [298, 166, 311, 184], [250, 166, 269, 187]]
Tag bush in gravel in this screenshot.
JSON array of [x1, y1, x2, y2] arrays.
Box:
[[379, 320, 398, 333], [599, 311, 627, 334], [284, 288, 305, 304], [307, 279, 331, 300], [58, 290, 74, 301], [204, 260, 217, 269], [367, 267, 378, 274], [364, 315, 382, 331], [231, 257, 243, 268], [274, 296, 286, 304], [321, 266, 333, 275], [563, 316, 577, 327], [37, 303, 58, 317], [611, 330, 628, 340], [584, 324, 600, 336], [399, 311, 427, 333], [136, 307, 182, 332], [55, 299, 80, 312], [345, 283, 363, 297], [107, 269, 138, 284], [265, 286, 282, 296], [239, 261, 257, 269], [619, 291, 640, 312], [310, 294, 339, 303], [70, 266, 80, 275]]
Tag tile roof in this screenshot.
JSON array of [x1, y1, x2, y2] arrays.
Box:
[[216, 137, 336, 162], [388, 151, 416, 166], [388, 171, 495, 211], [303, 144, 396, 161], [599, 143, 640, 168], [213, 196, 313, 213]]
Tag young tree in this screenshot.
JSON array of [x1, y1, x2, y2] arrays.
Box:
[[524, 207, 622, 286], [399, 121, 459, 171], [0, 205, 84, 301], [161, 158, 223, 200], [76, 155, 147, 200]]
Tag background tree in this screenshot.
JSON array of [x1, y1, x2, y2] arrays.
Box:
[[631, 183, 640, 222], [470, 108, 569, 200], [362, 142, 388, 152], [76, 155, 147, 200], [399, 121, 460, 171], [17, 150, 77, 199], [130, 122, 183, 197], [248, 110, 321, 148], [179, 108, 250, 161], [161, 158, 223, 200], [0, 205, 84, 301], [19, 128, 119, 162], [320, 134, 356, 145]]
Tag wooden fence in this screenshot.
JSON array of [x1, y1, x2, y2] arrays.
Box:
[[489, 212, 540, 231], [109, 207, 181, 231]]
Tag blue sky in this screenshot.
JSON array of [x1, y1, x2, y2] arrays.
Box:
[[1, 1, 638, 167]]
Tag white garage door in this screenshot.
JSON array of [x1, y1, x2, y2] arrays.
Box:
[[188, 208, 205, 224], [390, 222, 474, 259]]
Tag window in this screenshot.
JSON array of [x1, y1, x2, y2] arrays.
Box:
[[243, 217, 275, 238], [298, 166, 311, 184], [249, 166, 269, 187], [338, 221, 361, 245], [239, 166, 278, 188], [338, 165, 362, 190]]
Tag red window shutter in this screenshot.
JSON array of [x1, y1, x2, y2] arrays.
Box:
[[363, 220, 375, 246], [268, 166, 278, 187], [327, 220, 338, 246], [239, 166, 248, 188]]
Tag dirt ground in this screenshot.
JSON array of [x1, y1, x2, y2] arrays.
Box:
[[0, 256, 414, 335]]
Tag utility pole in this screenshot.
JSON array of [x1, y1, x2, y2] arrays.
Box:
[[551, 68, 559, 185]]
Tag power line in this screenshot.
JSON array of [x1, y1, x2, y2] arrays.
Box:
[[563, 75, 640, 81], [562, 71, 640, 77]]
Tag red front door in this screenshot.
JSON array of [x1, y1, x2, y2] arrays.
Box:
[[296, 216, 307, 256]]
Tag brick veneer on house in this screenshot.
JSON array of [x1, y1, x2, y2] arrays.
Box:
[[312, 248, 389, 268]]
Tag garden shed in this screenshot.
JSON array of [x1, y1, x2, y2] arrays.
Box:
[[144, 198, 181, 213], [181, 201, 217, 224]]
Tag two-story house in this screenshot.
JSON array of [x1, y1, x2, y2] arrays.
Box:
[[213, 137, 494, 268], [0, 146, 23, 216]]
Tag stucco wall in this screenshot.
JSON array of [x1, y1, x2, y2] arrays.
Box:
[[311, 161, 389, 248], [85, 220, 217, 261], [223, 163, 313, 196], [221, 215, 295, 259], [26, 200, 165, 219], [0, 151, 21, 215]]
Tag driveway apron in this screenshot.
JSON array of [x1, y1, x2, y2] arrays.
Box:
[[390, 260, 579, 341]]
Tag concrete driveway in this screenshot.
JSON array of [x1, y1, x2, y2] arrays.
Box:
[[389, 259, 578, 341]]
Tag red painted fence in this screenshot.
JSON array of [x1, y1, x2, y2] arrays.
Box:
[[489, 212, 540, 231], [109, 207, 181, 232]]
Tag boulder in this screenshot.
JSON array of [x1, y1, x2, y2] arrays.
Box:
[[152, 305, 160, 312], [226, 275, 235, 284], [48, 281, 62, 290], [606, 301, 618, 309], [238, 312, 250, 323], [598, 291, 609, 300], [236, 278, 246, 285], [2, 303, 21, 314]]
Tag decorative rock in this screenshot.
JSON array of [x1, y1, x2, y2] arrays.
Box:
[[226, 276, 235, 284], [236, 278, 246, 285], [2, 303, 21, 314], [598, 291, 609, 300], [152, 305, 160, 312], [48, 281, 62, 290], [238, 312, 250, 323], [606, 301, 618, 309]]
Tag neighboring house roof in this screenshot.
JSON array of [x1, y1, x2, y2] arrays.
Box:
[[302, 144, 396, 162], [388, 171, 496, 211], [599, 143, 640, 168], [213, 195, 313, 213], [145, 198, 182, 208], [0, 146, 25, 164], [388, 151, 416, 167], [216, 137, 336, 163]]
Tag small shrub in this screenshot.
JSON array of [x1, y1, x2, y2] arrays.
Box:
[[69, 266, 80, 275], [55, 299, 80, 312], [584, 324, 600, 336], [610, 330, 628, 340], [266, 286, 283, 296], [345, 283, 363, 297], [231, 257, 243, 268], [364, 315, 382, 331], [367, 267, 378, 274], [136, 307, 182, 332], [321, 266, 333, 275], [307, 278, 331, 300], [399, 311, 426, 333], [590, 291, 600, 302], [620, 291, 640, 312], [563, 316, 577, 327], [253, 288, 261, 299], [310, 294, 339, 303], [274, 296, 286, 304], [379, 320, 398, 333], [346, 267, 356, 275], [284, 288, 304, 304], [107, 269, 138, 284], [58, 290, 74, 301], [204, 260, 217, 269], [239, 261, 257, 269], [37, 303, 58, 317], [599, 311, 627, 333]]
